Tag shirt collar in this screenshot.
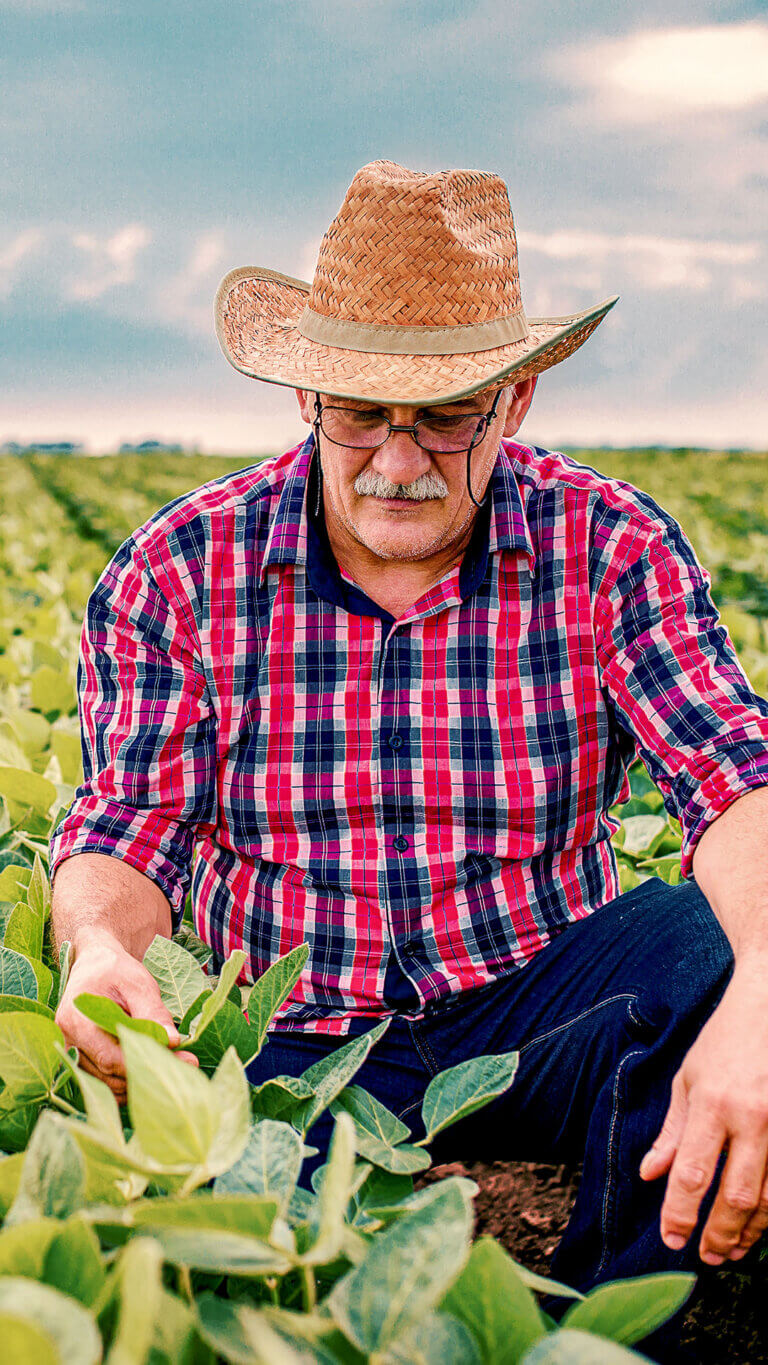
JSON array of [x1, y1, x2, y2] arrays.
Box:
[[260, 432, 536, 589]]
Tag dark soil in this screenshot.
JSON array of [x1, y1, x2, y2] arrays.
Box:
[[426, 1159, 768, 1362]]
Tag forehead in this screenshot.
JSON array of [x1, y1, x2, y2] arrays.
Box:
[[322, 392, 495, 415]]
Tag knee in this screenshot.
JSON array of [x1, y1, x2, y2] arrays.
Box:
[[636, 878, 733, 1029]]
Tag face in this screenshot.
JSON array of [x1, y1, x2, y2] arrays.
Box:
[[295, 379, 536, 567]]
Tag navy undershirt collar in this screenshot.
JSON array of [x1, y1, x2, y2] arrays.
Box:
[[304, 451, 492, 624]]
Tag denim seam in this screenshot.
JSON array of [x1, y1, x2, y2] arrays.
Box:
[[406, 1020, 440, 1076], [517, 993, 637, 1056], [398, 1097, 423, 1121], [597, 1043, 646, 1279]]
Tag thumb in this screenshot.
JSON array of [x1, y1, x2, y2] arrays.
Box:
[[119, 967, 181, 1047], [640, 1079, 688, 1181]]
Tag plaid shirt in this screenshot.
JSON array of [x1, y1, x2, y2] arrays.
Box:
[[51, 436, 768, 1032]]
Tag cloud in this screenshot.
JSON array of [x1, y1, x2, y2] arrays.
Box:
[[518, 229, 762, 295], [66, 224, 152, 301], [156, 231, 228, 336], [554, 21, 768, 119], [0, 228, 45, 297]]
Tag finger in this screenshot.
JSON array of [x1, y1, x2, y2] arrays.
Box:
[[115, 969, 182, 1046], [699, 1138, 768, 1264], [641, 1077, 688, 1182], [57, 1007, 128, 1079], [173, 1049, 200, 1068], [660, 1105, 725, 1251], [731, 1173, 768, 1259], [77, 1051, 128, 1102]]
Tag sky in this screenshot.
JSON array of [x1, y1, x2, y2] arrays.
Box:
[[1, 0, 767, 453]]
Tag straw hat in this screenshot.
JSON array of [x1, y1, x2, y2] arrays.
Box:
[[215, 160, 618, 406]]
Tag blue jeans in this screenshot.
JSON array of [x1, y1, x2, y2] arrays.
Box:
[[249, 879, 734, 1354]]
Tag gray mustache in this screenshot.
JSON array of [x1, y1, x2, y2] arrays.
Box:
[[354, 469, 449, 501]]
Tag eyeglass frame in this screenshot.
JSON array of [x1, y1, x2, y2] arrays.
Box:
[[310, 388, 503, 510]]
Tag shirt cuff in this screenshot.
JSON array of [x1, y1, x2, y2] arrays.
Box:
[[49, 799, 191, 926], [679, 739, 768, 878]]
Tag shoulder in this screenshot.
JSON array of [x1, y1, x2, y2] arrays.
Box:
[[503, 440, 675, 531], [128, 442, 307, 559]]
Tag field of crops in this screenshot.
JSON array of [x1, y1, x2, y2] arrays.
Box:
[[0, 446, 766, 1363]]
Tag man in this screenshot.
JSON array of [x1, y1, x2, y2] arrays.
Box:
[[51, 162, 768, 1330]]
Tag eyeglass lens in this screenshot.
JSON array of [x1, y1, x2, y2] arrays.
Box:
[[319, 407, 489, 453]]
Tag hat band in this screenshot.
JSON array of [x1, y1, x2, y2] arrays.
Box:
[[297, 304, 529, 356]]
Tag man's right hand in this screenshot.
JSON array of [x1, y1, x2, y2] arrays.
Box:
[[55, 928, 197, 1102]]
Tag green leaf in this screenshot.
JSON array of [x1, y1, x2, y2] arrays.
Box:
[[512, 1263, 584, 1301], [144, 1225, 292, 1277], [246, 945, 309, 1051], [214, 1119, 304, 1212], [328, 1182, 473, 1353], [142, 934, 209, 1023], [561, 1273, 695, 1346], [250, 1075, 314, 1126], [26, 853, 51, 921], [0, 767, 57, 815], [0, 1151, 24, 1216], [185, 997, 261, 1072], [329, 1085, 429, 1174], [0, 1278, 101, 1365], [149, 1289, 201, 1365], [55, 943, 72, 1011], [51, 732, 82, 786], [120, 1029, 249, 1180], [0, 993, 54, 1018], [354, 1165, 414, 1221], [74, 992, 170, 1046], [302, 1111, 356, 1265], [520, 1329, 655, 1363], [618, 816, 669, 859], [42, 1217, 106, 1307], [421, 1053, 519, 1143], [380, 1312, 482, 1364], [30, 667, 76, 716], [105, 1235, 164, 1365], [300, 1020, 390, 1133], [0, 1313, 61, 1365], [0, 1011, 63, 1097], [0, 1216, 59, 1276], [178, 987, 212, 1035], [0, 865, 32, 902], [442, 1237, 546, 1363], [197, 1296, 339, 1365], [110, 1190, 278, 1239], [185, 949, 247, 1045], [56, 1043, 124, 1140], [0, 945, 39, 999], [29, 956, 55, 1008], [4, 901, 44, 961], [5, 1113, 85, 1225]]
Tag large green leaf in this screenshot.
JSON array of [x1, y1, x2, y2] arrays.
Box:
[[520, 1330, 654, 1363], [0, 946, 39, 999], [300, 1020, 390, 1133], [0, 767, 57, 816], [302, 1111, 356, 1265], [42, 1217, 106, 1307], [250, 1075, 314, 1127], [420, 1053, 519, 1143], [0, 864, 32, 901], [561, 1273, 695, 1346], [0, 1011, 63, 1098], [246, 945, 309, 1051], [142, 934, 209, 1022], [0, 1216, 60, 1277], [0, 1277, 101, 1365], [0, 993, 54, 1019], [26, 853, 51, 921], [185, 997, 261, 1071], [328, 1182, 473, 1353], [197, 1296, 340, 1365], [380, 1312, 481, 1364], [144, 1225, 292, 1277], [4, 900, 44, 961], [329, 1086, 429, 1174], [74, 992, 170, 1046], [5, 1113, 85, 1225], [108, 1190, 278, 1240], [0, 1312, 60, 1365], [185, 950, 247, 1045], [441, 1237, 546, 1363], [214, 1119, 304, 1212], [105, 1235, 164, 1365]]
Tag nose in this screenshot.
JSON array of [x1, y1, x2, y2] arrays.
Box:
[[371, 427, 432, 487]]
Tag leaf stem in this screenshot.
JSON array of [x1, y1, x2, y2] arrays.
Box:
[[48, 1091, 79, 1116], [300, 1266, 317, 1312], [177, 1263, 194, 1305]]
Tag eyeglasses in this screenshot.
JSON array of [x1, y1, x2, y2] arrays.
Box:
[[314, 389, 502, 453]]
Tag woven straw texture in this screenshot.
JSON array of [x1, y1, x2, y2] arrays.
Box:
[[215, 160, 617, 405]]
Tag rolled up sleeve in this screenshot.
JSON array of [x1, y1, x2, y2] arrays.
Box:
[[596, 518, 768, 876], [49, 537, 217, 923]]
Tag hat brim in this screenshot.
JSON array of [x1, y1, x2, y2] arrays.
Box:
[[215, 266, 618, 406]]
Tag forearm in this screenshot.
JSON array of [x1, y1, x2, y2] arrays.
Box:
[[692, 785, 768, 968], [51, 852, 173, 961]]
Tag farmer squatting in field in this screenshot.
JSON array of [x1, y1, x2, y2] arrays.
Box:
[[49, 162, 768, 1360]]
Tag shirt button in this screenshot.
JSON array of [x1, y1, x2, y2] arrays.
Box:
[[393, 835, 409, 853], [388, 733, 403, 751], [401, 940, 416, 957]]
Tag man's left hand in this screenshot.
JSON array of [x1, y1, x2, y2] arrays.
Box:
[[640, 969, 768, 1264]]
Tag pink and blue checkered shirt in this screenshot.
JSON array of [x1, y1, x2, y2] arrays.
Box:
[[51, 437, 768, 1032]]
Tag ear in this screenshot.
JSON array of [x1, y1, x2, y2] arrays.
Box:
[[502, 376, 537, 438], [295, 388, 317, 425]]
